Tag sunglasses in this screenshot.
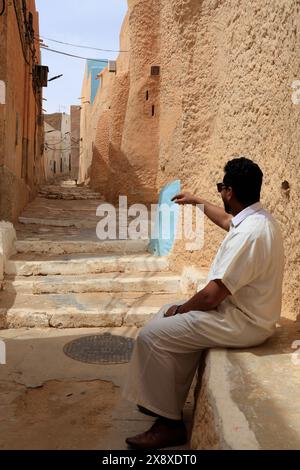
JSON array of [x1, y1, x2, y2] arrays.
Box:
[[217, 182, 228, 193]]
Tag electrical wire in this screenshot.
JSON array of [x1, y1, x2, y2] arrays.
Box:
[[41, 46, 108, 63], [45, 134, 74, 146], [45, 147, 77, 151], [45, 138, 69, 146], [13, 0, 30, 65], [0, 0, 5, 16], [38, 35, 128, 53], [45, 144, 79, 151]]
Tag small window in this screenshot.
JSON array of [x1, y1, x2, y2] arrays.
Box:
[[151, 66, 160, 76], [53, 161, 56, 174], [146, 90, 149, 101], [152, 105, 155, 117]]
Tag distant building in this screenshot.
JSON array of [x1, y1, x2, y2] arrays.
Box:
[[44, 113, 71, 181], [70, 105, 81, 181], [0, 0, 47, 222]]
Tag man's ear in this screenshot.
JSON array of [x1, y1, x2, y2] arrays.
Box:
[[227, 187, 234, 201]]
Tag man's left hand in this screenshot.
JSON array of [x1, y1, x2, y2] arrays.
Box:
[[164, 304, 184, 318]]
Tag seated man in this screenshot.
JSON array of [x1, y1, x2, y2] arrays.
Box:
[[123, 156, 284, 450]]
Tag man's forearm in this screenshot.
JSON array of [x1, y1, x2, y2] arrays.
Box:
[[193, 196, 232, 231], [177, 290, 216, 314], [164, 280, 230, 318]]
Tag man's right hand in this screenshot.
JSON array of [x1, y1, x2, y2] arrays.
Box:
[[172, 191, 232, 231], [172, 192, 198, 205]]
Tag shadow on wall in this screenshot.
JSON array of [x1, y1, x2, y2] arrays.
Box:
[[89, 145, 109, 196], [89, 109, 110, 195], [90, 142, 158, 206], [88, 98, 158, 204], [89, 70, 159, 206], [0, 167, 31, 223], [106, 144, 158, 206]]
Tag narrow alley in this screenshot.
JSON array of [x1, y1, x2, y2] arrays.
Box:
[[1, 180, 186, 329], [1, 0, 300, 455], [0, 179, 194, 450]]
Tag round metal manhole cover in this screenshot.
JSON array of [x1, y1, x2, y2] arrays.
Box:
[[63, 333, 135, 365]]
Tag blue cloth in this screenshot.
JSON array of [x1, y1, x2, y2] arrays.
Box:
[[149, 180, 181, 256]]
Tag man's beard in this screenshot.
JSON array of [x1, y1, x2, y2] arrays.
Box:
[[224, 203, 232, 214]]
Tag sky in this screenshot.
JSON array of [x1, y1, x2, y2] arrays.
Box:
[[35, 0, 128, 114]]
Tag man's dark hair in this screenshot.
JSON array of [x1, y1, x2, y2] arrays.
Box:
[[223, 157, 263, 207]]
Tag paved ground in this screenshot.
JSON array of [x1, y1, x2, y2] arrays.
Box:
[[0, 327, 195, 450]]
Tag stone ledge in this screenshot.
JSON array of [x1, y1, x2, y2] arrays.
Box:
[[0, 292, 183, 330], [124, 307, 158, 327], [0, 309, 50, 329], [49, 310, 125, 329], [191, 322, 300, 450], [191, 349, 259, 450], [4, 272, 181, 295], [18, 216, 98, 229], [15, 239, 149, 255], [5, 253, 170, 277]]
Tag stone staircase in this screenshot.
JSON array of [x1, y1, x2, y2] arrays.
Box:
[[1, 249, 183, 329], [0, 182, 208, 329], [38, 180, 104, 200]]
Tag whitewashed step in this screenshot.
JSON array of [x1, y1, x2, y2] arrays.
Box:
[[4, 272, 181, 295], [5, 253, 169, 276], [0, 292, 184, 329], [38, 191, 103, 200], [15, 239, 149, 255], [18, 216, 98, 229]]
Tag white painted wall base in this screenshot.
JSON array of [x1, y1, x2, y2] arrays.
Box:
[[0, 222, 17, 281]]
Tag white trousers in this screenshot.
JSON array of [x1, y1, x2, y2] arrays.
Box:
[[123, 301, 271, 420]]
